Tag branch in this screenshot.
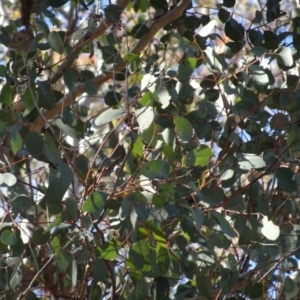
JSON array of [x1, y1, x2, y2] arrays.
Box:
[[50, 0, 130, 85], [29, 0, 192, 133], [13, 0, 130, 114]]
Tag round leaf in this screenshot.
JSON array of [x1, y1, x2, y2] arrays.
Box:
[[275, 46, 294, 70], [32, 228, 51, 245], [174, 117, 193, 143], [136, 106, 154, 133], [83, 191, 107, 213], [225, 19, 245, 41], [141, 160, 170, 179], [0, 173, 17, 187], [9, 195, 33, 211], [183, 146, 213, 167], [199, 20, 217, 37], [131, 24, 149, 39], [261, 216, 280, 241], [1, 229, 17, 246], [275, 168, 297, 193]]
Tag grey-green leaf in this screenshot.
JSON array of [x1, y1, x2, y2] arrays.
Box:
[[141, 160, 170, 179]]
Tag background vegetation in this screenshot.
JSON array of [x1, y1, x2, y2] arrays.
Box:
[[0, 0, 300, 299]]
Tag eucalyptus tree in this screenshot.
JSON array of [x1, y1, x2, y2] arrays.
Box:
[[0, 0, 300, 299]]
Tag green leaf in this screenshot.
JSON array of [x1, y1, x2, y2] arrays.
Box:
[[98, 44, 122, 64], [48, 31, 64, 54], [174, 117, 193, 143], [178, 82, 195, 104], [141, 160, 170, 179], [275, 167, 297, 193], [43, 133, 61, 165], [63, 68, 79, 91], [222, 0, 235, 7], [85, 80, 98, 96], [10, 231, 24, 257], [185, 204, 203, 231], [287, 74, 299, 89], [104, 90, 122, 107], [133, 240, 150, 256], [205, 47, 225, 72], [123, 53, 140, 62], [46, 163, 74, 203], [0, 65, 8, 77], [183, 146, 213, 167], [249, 46, 267, 57], [104, 4, 122, 22], [245, 282, 264, 298], [136, 106, 154, 133], [131, 24, 150, 39], [250, 65, 270, 91], [119, 198, 130, 220], [94, 107, 127, 127], [25, 131, 44, 157], [48, 0, 69, 7], [83, 191, 107, 213], [283, 276, 296, 293], [184, 16, 202, 30], [10, 125, 22, 154], [130, 249, 144, 270], [53, 119, 78, 138], [200, 74, 216, 88], [225, 18, 245, 41], [218, 7, 230, 23], [9, 195, 33, 211], [132, 136, 144, 158], [161, 128, 175, 146], [62, 197, 79, 220], [152, 276, 170, 298], [263, 30, 279, 49], [279, 230, 297, 255], [150, 0, 168, 9], [1, 229, 17, 246], [191, 184, 224, 206], [177, 55, 197, 81], [51, 236, 71, 271], [31, 228, 51, 245], [157, 247, 169, 274], [98, 240, 118, 260], [248, 29, 264, 46], [0, 84, 14, 106], [211, 212, 238, 238], [196, 271, 213, 299], [275, 46, 294, 70], [93, 258, 108, 282]]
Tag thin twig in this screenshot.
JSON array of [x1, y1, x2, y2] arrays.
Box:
[[26, 0, 192, 133]]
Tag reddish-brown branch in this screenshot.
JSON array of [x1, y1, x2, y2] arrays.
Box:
[[25, 0, 192, 134]]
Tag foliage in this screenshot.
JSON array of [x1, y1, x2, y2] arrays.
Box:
[[0, 0, 300, 299]]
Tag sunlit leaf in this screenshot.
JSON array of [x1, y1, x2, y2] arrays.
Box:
[[136, 106, 154, 133], [183, 146, 213, 167], [261, 216, 280, 241], [0, 173, 17, 186], [275, 46, 294, 70]]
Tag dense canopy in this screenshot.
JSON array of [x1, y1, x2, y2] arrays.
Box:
[[0, 0, 300, 299]]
